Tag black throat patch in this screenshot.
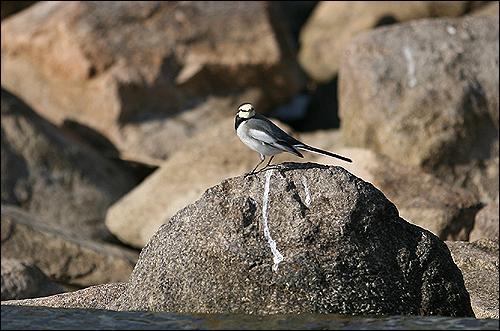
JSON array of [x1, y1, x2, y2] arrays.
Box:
[[235, 115, 248, 130]]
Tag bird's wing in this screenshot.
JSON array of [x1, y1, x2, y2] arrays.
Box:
[[248, 127, 303, 157], [248, 128, 277, 144]]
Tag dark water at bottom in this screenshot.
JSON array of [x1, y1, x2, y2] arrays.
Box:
[[1, 305, 498, 330]]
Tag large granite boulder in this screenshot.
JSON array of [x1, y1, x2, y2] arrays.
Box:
[[107, 163, 474, 317]]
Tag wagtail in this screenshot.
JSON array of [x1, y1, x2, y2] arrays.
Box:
[[235, 103, 352, 175]]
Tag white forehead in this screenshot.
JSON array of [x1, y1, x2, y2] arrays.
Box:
[[238, 103, 254, 112]]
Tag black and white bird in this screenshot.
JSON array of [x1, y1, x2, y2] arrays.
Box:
[[235, 103, 352, 175]]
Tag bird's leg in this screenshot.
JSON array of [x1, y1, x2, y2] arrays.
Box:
[[245, 154, 266, 176], [263, 155, 275, 169]]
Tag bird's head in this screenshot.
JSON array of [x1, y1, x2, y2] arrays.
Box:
[[237, 103, 256, 119]]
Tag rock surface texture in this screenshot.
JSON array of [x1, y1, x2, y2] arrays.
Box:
[[107, 164, 474, 317], [339, 16, 499, 203]]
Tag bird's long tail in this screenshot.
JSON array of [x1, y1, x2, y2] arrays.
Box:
[[295, 144, 352, 163]]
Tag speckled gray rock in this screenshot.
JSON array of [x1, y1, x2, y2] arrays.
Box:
[[107, 163, 474, 317], [446, 238, 499, 319], [1, 283, 127, 310], [1, 259, 64, 301]]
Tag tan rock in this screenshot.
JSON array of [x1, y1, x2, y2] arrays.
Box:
[[299, 1, 471, 83], [1, 204, 138, 288], [313, 146, 481, 241], [339, 16, 499, 203], [1, 1, 305, 163]]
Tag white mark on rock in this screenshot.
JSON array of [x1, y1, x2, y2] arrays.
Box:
[[403, 45, 417, 88], [301, 176, 311, 206], [262, 169, 284, 272], [447, 25, 456, 35]]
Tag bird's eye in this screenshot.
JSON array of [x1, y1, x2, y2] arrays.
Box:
[[238, 103, 254, 112]]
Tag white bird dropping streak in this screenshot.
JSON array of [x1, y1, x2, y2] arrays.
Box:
[[301, 176, 311, 206], [262, 169, 284, 272], [403, 45, 417, 88]]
